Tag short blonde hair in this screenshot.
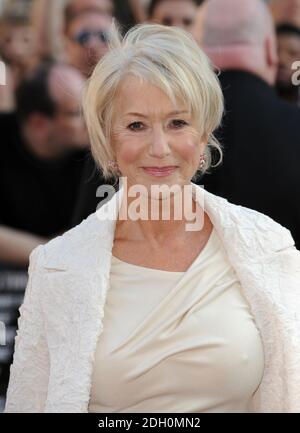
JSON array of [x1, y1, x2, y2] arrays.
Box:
[[82, 21, 224, 181]]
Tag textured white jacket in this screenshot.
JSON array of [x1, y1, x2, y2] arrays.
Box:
[[4, 182, 300, 413]]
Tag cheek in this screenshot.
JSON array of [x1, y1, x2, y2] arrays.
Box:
[[70, 44, 83, 59], [175, 134, 202, 162], [66, 121, 78, 132], [118, 144, 140, 165], [55, 119, 71, 135], [113, 129, 145, 165]]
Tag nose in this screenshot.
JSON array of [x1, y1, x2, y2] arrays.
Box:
[[85, 35, 101, 48], [148, 125, 171, 158]]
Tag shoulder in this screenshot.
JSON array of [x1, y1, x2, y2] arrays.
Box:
[[203, 189, 295, 251], [234, 202, 293, 241], [34, 211, 105, 270]]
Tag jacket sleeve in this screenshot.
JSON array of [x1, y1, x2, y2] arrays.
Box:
[[4, 245, 50, 413], [277, 244, 300, 412]]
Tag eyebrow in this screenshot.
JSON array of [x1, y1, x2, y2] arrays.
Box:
[[124, 110, 190, 118]]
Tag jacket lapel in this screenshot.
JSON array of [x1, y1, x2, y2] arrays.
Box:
[[43, 188, 123, 412], [43, 182, 297, 412], [202, 187, 299, 412]]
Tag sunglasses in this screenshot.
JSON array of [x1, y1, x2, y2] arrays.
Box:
[[72, 29, 110, 46], [162, 17, 194, 27]]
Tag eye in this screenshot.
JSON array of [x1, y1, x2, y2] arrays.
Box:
[[127, 121, 145, 131], [170, 119, 188, 129]]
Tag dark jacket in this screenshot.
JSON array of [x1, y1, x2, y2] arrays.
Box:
[[202, 70, 300, 249]]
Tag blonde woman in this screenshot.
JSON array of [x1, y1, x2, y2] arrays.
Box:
[[4, 23, 300, 413]]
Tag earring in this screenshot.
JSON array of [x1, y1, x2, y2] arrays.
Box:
[[198, 154, 206, 170], [108, 160, 118, 168], [108, 160, 121, 175]]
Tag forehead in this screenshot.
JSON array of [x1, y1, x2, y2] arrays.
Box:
[[49, 67, 85, 106], [68, 12, 112, 34], [2, 23, 32, 36], [114, 75, 188, 116], [70, 0, 113, 15], [153, 0, 197, 17]]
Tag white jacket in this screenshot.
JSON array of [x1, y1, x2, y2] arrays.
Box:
[[4, 182, 300, 413]]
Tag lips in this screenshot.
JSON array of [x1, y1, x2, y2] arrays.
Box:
[[142, 166, 178, 177]]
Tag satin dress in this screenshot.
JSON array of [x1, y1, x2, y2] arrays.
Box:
[[88, 229, 265, 413]]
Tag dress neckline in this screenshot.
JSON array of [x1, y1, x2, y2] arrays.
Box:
[[111, 227, 217, 274]]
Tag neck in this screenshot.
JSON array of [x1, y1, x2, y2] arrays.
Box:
[[116, 180, 206, 245], [204, 44, 276, 86]]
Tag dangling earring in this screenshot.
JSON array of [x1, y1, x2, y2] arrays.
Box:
[[108, 160, 121, 176], [198, 154, 206, 170], [108, 160, 118, 169]]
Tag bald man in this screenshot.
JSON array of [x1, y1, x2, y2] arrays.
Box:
[[0, 62, 89, 266], [201, 0, 300, 250]]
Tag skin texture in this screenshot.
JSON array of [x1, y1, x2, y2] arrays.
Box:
[[110, 75, 213, 272], [65, 11, 112, 77], [149, 0, 198, 32]]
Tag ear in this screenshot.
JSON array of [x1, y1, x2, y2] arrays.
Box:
[[265, 35, 278, 69]]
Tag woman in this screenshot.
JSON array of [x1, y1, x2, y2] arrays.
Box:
[[4, 23, 300, 413]]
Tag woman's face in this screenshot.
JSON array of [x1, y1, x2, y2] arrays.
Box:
[[111, 75, 206, 193]]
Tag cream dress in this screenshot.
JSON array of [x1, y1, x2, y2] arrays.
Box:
[[88, 228, 265, 413]]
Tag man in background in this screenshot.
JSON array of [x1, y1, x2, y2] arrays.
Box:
[[201, 0, 300, 249], [63, 8, 112, 77], [276, 23, 300, 104], [0, 62, 89, 266]]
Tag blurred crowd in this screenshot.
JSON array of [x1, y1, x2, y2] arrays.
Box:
[[0, 0, 300, 407]]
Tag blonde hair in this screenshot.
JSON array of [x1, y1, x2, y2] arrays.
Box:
[[82, 21, 224, 181]]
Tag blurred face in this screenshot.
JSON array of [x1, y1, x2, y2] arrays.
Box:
[[49, 68, 89, 151], [277, 32, 300, 87], [65, 12, 112, 77], [150, 0, 197, 32], [68, 0, 113, 16], [271, 0, 300, 27], [111, 75, 206, 195], [1, 24, 36, 66]]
